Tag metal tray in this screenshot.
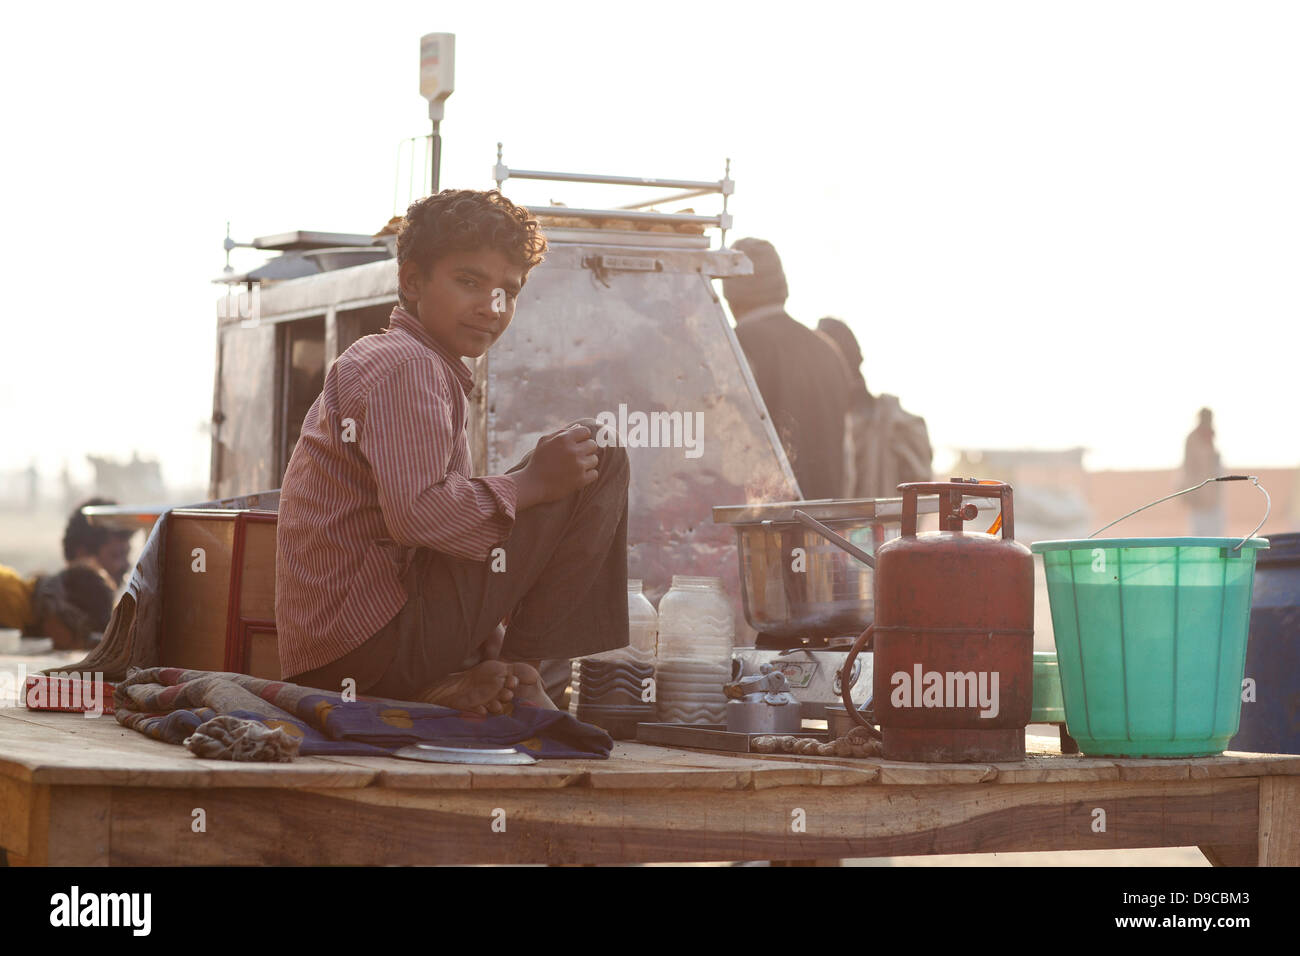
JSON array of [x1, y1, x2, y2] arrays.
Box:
[[636, 722, 828, 754], [390, 744, 537, 765]]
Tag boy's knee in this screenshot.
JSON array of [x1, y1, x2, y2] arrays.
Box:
[[574, 417, 629, 480]]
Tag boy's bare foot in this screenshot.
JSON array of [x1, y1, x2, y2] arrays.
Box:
[[419, 660, 519, 715]]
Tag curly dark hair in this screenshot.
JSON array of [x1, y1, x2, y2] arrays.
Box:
[[395, 189, 548, 309], [62, 497, 117, 563]]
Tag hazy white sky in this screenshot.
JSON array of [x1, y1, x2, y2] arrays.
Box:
[[1, 0, 1296, 491]]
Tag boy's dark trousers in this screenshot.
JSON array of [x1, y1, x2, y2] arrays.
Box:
[[289, 419, 630, 702]]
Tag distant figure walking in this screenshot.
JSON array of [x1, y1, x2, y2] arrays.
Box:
[[1183, 408, 1224, 536]]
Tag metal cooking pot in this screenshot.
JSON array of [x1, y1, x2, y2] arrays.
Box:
[[712, 497, 945, 639], [825, 701, 875, 739]]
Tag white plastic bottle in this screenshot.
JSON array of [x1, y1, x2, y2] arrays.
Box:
[[625, 579, 658, 664], [570, 579, 659, 715]]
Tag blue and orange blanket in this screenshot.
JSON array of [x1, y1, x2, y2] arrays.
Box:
[[114, 666, 612, 761]]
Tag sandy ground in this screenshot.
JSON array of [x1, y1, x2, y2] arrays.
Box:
[[0, 506, 90, 576]]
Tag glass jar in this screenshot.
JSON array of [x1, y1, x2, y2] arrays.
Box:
[[656, 575, 734, 661]]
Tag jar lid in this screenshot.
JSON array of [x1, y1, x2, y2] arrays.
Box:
[[670, 575, 724, 589]]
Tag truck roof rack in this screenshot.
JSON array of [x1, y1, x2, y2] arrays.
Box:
[[491, 143, 734, 246]]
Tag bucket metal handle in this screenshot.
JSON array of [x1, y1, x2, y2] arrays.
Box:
[[1088, 475, 1271, 552]]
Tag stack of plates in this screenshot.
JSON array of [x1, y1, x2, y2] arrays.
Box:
[[655, 657, 731, 724], [570, 659, 656, 739]]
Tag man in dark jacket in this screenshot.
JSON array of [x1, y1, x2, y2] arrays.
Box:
[[722, 238, 851, 500]]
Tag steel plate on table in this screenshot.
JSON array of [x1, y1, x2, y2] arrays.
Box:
[[390, 744, 538, 765], [636, 722, 828, 754]]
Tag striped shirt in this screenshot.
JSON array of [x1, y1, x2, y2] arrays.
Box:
[[275, 305, 518, 678]]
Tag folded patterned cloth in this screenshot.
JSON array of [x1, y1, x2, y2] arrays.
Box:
[[114, 666, 612, 760]]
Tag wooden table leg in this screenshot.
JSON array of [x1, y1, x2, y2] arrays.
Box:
[[1258, 776, 1300, 866], [1198, 844, 1257, 866], [0, 776, 46, 866], [1058, 726, 1080, 755]]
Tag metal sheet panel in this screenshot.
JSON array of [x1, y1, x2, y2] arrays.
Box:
[[211, 322, 278, 498], [213, 239, 799, 643], [483, 242, 798, 640]]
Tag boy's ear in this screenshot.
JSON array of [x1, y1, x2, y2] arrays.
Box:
[[397, 260, 416, 302], [398, 259, 430, 303]]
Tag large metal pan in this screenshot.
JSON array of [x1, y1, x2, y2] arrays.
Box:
[[711, 497, 942, 639]]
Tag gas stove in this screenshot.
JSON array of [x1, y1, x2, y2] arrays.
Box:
[[733, 641, 872, 719]]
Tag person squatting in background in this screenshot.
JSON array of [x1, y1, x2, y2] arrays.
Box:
[[0, 566, 114, 651], [816, 317, 933, 499], [0, 497, 125, 650]]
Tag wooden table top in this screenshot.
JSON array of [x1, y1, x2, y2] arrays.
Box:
[[3, 706, 1298, 792]]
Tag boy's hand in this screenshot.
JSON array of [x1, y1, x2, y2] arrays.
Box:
[[515, 424, 600, 510]]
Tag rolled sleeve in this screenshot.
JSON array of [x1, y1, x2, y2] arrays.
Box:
[[359, 358, 516, 560]]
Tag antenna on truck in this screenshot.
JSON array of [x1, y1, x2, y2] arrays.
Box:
[[419, 32, 455, 194]]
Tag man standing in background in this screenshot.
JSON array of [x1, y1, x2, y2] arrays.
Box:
[[1183, 407, 1224, 536], [722, 238, 852, 500]]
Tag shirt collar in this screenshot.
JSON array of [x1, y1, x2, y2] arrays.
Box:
[[388, 305, 475, 396]]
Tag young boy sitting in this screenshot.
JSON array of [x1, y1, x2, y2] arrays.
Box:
[[276, 189, 630, 714]]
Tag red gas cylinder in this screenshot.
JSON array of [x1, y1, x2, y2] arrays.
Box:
[[840, 480, 1034, 762]]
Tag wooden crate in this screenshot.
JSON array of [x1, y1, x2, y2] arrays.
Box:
[[159, 510, 279, 679]]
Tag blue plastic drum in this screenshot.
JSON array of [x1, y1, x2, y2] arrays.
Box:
[[1231, 533, 1300, 754]]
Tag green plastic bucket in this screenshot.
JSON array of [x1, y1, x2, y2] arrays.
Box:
[[1032, 536, 1269, 756]]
